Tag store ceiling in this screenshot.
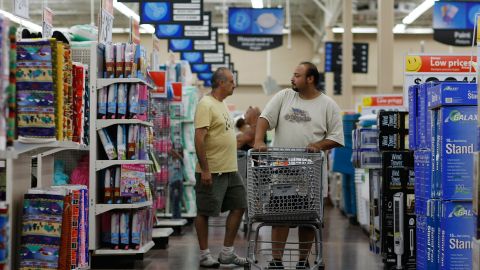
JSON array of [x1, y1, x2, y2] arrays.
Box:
[[0, 0, 432, 34]]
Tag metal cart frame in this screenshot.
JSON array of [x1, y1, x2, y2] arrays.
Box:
[[245, 148, 325, 270]]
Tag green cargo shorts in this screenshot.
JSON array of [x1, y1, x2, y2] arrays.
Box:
[[195, 171, 247, 217]]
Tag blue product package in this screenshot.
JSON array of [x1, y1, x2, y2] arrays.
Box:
[[408, 85, 418, 150], [107, 84, 118, 119], [428, 82, 477, 109], [440, 201, 474, 270], [418, 83, 432, 150], [436, 106, 477, 200]]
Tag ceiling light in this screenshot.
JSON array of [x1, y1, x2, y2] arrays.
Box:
[[218, 28, 290, 34], [393, 24, 406, 32], [402, 0, 435, 25], [331, 26, 433, 34], [0, 9, 42, 32], [113, 0, 155, 33], [251, 0, 264, 9]]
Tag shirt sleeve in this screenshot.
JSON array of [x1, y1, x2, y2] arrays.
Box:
[[194, 99, 211, 129], [325, 100, 345, 146], [259, 89, 287, 130]]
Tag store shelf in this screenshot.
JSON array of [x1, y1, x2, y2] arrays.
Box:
[[93, 241, 155, 255], [157, 212, 196, 218], [1, 141, 87, 158], [155, 219, 187, 227], [96, 160, 153, 171], [151, 93, 167, 99], [152, 228, 173, 238], [97, 78, 153, 89], [95, 200, 153, 215], [96, 119, 153, 130]]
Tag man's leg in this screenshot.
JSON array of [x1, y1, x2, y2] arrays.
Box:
[[272, 226, 290, 260], [224, 208, 244, 246], [195, 214, 209, 250], [298, 227, 315, 261]]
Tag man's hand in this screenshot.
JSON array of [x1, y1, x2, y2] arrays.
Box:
[[253, 141, 268, 152], [306, 143, 321, 153], [200, 170, 213, 186]]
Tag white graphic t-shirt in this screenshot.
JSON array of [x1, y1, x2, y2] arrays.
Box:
[[260, 89, 345, 197]]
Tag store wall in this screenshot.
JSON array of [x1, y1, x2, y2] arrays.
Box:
[[114, 33, 476, 112]]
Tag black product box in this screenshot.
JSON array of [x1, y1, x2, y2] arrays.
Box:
[[379, 131, 409, 151], [369, 169, 381, 254], [380, 166, 416, 270], [378, 111, 409, 132], [381, 151, 414, 169]]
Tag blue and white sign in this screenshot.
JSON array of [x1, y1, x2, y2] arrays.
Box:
[[168, 39, 194, 51], [192, 64, 211, 73], [157, 24, 183, 38], [140, 0, 203, 25], [155, 12, 211, 39], [181, 52, 203, 63], [433, 1, 480, 46], [228, 8, 284, 35], [198, 72, 213, 81]]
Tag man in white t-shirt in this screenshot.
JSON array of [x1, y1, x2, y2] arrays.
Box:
[[253, 62, 344, 269]]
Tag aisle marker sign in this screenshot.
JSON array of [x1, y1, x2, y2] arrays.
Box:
[[42, 7, 53, 39], [130, 17, 140, 44], [99, 0, 114, 43], [14, 0, 29, 19], [403, 54, 477, 107]]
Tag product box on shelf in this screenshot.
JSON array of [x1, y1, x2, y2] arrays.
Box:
[[473, 239, 480, 270], [408, 85, 418, 150], [432, 106, 477, 200], [378, 111, 408, 131], [369, 169, 381, 255], [439, 201, 474, 270], [359, 149, 382, 169], [358, 128, 378, 149], [378, 131, 409, 151], [426, 199, 440, 270], [415, 197, 427, 270], [428, 82, 477, 109], [414, 150, 432, 199], [380, 151, 416, 269], [474, 153, 480, 215], [418, 83, 433, 150]]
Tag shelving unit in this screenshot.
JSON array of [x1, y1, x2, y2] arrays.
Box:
[[72, 42, 157, 258]]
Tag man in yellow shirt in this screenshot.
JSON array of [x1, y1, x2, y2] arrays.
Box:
[[194, 67, 248, 268]]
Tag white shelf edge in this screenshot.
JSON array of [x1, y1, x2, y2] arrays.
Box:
[[157, 212, 196, 218], [152, 228, 174, 238], [97, 78, 153, 89], [95, 200, 153, 215], [155, 219, 187, 227], [151, 93, 167, 99], [94, 240, 154, 255], [96, 119, 153, 130], [96, 160, 153, 171], [3, 141, 87, 157]]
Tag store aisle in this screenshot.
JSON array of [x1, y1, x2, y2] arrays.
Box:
[[136, 206, 382, 270]]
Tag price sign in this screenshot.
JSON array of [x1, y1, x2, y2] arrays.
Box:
[[99, 8, 114, 43], [42, 7, 53, 38], [14, 0, 29, 19], [403, 54, 477, 107], [102, 0, 113, 15], [130, 17, 140, 44]]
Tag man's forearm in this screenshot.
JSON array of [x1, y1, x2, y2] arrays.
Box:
[[311, 139, 342, 151], [195, 140, 209, 172], [254, 118, 269, 144]]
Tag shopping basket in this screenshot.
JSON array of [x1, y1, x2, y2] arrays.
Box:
[[245, 148, 325, 270]]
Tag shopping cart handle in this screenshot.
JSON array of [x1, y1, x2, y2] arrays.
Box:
[[248, 147, 323, 155]]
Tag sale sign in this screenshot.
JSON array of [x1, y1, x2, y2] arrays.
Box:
[[404, 54, 477, 107]]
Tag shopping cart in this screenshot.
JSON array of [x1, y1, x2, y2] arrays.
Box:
[[245, 148, 324, 270]]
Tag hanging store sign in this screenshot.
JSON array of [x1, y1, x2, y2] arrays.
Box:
[[149, 71, 167, 97], [403, 54, 477, 107], [42, 7, 54, 38], [156, 12, 211, 39], [211, 54, 231, 71], [203, 43, 225, 64], [191, 64, 211, 73], [433, 1, 480, 46], [197, 72, 213, 82], [140, 0, 203, 25], [167, 28, 218, 52], [99, 0, 114, 43], [181, 52, 203, 63], [324, 42, 369, 73], [14, 0, 29, 19], [130, 17, 141, 44], [228, 8, 284, 51]]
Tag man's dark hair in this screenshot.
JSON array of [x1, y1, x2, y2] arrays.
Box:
[[211, 67, 230, 89], [300, 61, 319, 86]]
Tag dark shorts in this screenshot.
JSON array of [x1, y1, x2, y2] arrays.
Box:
[[195, 172, 247, 217]]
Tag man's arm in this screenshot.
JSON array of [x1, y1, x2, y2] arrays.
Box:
[[253, 117, 270, 151], [194, 127, 212, 186], [307, 139, 342, 152], [236, 127, 255, 149]]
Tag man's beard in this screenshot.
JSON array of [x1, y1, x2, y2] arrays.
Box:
[[292, 85, 299, 92]]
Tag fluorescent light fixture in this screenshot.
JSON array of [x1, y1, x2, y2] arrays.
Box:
[[402, 0, 435, 25], [113, 0, 155, 33], [218, 28, 290, 34], [331, 26, 433, 34], [0, 9, 42, 32], [251, 0, 264, 9]]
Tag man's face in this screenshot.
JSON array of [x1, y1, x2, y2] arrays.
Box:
[[291, 65, 309, 92], [222, 71, 236, 96]]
